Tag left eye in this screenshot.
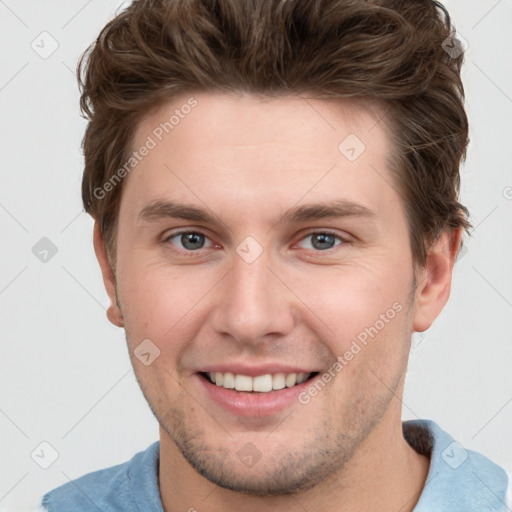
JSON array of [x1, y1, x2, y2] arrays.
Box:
[[298, 232, 343, 251], [166, 232, 213, 251]]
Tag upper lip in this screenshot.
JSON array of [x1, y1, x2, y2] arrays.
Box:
[[196, 362, 319, 377]]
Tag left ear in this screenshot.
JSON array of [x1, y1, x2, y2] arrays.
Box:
[[413, 227, 463, 332]]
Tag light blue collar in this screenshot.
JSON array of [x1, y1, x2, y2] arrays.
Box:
[[404, 419, 509, 511]]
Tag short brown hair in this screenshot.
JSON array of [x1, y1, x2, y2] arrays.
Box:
[[79, 0, 471, 269]]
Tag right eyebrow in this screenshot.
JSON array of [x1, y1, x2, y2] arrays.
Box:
[[138, 200, 218, 224]]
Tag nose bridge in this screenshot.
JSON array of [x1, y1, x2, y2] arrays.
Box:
[[212, 242, 294, 343]]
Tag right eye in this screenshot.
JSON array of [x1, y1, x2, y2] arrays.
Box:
[[164, 231, 214, 252]]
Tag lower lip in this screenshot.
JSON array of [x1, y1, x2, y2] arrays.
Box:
[[196, 373, 314, 417]]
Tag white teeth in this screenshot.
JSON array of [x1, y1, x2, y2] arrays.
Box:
[[272, 373, 286, 390], [253, 374, 273, 392], [222, 372, 235, 389], [297, 372, 308, 384], [285, 373, 297, 387], [206, 371, 311, 392], [234, 374, 253, 391]]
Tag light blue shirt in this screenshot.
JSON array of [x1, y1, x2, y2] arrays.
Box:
[[41, 419, 510, 511]]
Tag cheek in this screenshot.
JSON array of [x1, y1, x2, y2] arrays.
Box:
[[289, 260, 413, 393], [117, 259, 218, 346], [295, 260, 410, 336]]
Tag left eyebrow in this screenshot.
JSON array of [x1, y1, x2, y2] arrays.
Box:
[[276, 200, 376, 225]]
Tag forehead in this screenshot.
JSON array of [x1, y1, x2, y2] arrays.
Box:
[[135, 92, 388, 158], [121, 93, 399, 227]]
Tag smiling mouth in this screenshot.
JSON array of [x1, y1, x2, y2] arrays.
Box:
[[199, 371, 320, 393]]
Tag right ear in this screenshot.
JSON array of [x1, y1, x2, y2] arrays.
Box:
[[93, 222, 124, 327]]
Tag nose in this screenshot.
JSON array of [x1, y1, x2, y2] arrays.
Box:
[[210, 243, 297, 346]]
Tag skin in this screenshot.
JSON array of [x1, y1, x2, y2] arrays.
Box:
[[94, 92, 462, 512]]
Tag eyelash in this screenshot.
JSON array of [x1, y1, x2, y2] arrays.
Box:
[[162, 229, 347, 255]]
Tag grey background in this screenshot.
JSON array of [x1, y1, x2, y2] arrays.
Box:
[[1, 0, 511, 509]]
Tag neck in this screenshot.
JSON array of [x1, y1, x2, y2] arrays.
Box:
[[159, 409, 430, 512]]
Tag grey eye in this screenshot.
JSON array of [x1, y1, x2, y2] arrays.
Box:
[[299, 232, 342, 251], [180, 233, 205, 250], [167, 232, 211, 251]]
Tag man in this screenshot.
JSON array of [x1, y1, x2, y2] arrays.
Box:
[[40, 0, 510, 510]]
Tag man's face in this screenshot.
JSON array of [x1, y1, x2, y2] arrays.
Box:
[[111, 93, 419, 494]]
